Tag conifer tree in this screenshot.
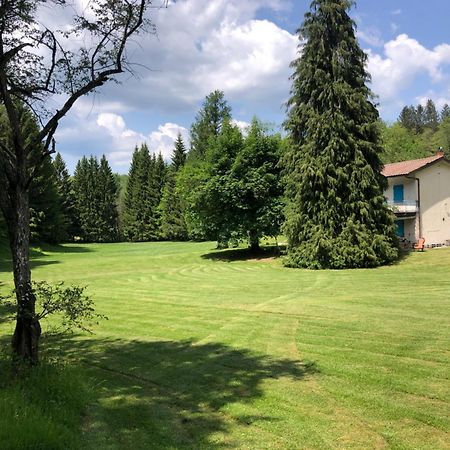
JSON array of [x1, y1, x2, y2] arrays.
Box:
[[145, 153, 166, 239], [424, 99, 439, 131], [172, 133, 187, 170], [441, 104, 450, 122], [98, 155, 120, 241], [284, 0, 398, 269], [160, 136, 188, 240], [53, 153, 79, 240], [189, 90, 232, 162], [398, 106, 416, 131], [122, 144, 152, 241], [73, 155, 119, 242], [29, 155, 67, 243], [414, 105, 425, 133]]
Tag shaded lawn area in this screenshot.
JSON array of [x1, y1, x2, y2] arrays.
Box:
[[0, 241, 449, 449]]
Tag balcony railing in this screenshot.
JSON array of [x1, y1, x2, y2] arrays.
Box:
[[387, 200, 418, 214]]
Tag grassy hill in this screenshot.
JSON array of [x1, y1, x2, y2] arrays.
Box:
[[1, 241, 449, 449]]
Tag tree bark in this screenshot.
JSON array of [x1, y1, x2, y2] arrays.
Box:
[[248, 230, 260, 252], [5, 186, 41, 364]]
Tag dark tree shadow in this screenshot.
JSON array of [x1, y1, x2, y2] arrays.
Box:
[[39, 243, 94, 254], [45, 336, 317, 449], [0, 257, 60, 273], [202, 245, 286, 263]]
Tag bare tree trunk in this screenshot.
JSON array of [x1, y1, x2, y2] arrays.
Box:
[[248, 229, 260, 252], [5, 186, 41, 364]]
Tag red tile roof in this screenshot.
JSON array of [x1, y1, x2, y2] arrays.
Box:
[[382, 153, 446, 177]]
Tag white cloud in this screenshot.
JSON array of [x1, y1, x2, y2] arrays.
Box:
[[232, 119, 250, 133], [95, 113, 188, 166], [357, 28, 384, 48], [391, 9, 402, 16], [148, 122, 190, 161], [96, 0, 298, 113], [415, 93, 450, 111], [367, 34, 450, 101]]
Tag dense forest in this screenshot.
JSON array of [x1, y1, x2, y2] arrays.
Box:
[[0, 96, 448, 248]]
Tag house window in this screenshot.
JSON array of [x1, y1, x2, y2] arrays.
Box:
[[393, 184, 404, 203], [395, 220, 405, 237]]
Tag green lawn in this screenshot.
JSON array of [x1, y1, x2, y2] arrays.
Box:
[[1, 241, 449, 449]]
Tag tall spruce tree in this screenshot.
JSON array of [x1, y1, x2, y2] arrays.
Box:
[[29, 155, 67, 243], [145, 152, 166, 239], [424, 99, 439, 131], [123, 144, 152, 241], [159, 136, 188, 240], [441, 104, 450, 122], [398, 106, 416, 131], [189, 90, 232, 162], [98, 155, 120, 241], [53, 153, 79, 241], [284, 0, 398, 269], [172, 133, 188, 171], [73, 155, 119, 242]]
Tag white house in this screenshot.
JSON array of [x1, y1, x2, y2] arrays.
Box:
[[382, 151, 450, 247]]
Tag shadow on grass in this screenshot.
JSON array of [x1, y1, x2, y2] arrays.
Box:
[[39, 244, 94, 254], [46, 336, 317, 448], [0, 257, 61, 274], [0, 243, 93, 273], [202, 245, 286, 263]]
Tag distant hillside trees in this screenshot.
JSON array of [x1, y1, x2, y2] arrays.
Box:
[[283, 0, 398, 269], [381, 100, 450, 163]]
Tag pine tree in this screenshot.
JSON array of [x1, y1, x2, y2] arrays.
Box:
[[160, 136, 188, 240], [424, 99, 439, 131], [53, 152, 79, 240], [122, 144, 152, 241], [172, 133, 187, 170], [29, 155, 67, 243], [145, 152, 166, 239], [441, 104, 450, 122], [189, 90, 232, 162], [73, 155, 119, 242], [283, 0, 398, 269], [414, 104, 425, 133], [398, 106, 416, 131], [98, 155, 120, 241]]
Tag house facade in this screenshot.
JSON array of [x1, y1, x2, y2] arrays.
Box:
[[382, 151, 450, 247]]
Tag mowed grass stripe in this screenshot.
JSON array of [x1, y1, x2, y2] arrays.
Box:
[[0, 241, 449, 449]]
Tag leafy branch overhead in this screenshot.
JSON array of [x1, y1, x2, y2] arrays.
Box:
[[0, 0, 166, 170]]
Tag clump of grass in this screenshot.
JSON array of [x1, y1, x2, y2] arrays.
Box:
[[0, 352, 91, 450]]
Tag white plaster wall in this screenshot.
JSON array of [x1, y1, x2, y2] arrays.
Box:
[[417, 161, 450, 245]]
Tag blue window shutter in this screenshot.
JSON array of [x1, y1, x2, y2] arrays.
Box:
[[395, 220, 405, 237], [393, 185, 404, 203]]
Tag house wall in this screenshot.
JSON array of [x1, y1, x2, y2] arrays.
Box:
[[416, 161, 450, 245]]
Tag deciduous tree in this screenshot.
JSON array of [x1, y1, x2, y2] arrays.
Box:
[[0, 0, 161, 362]]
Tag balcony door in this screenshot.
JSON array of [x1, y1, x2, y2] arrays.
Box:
[[393, 184, 404, 203]]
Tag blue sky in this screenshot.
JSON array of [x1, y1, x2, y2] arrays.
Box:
[[51, 0, 450, 173]]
